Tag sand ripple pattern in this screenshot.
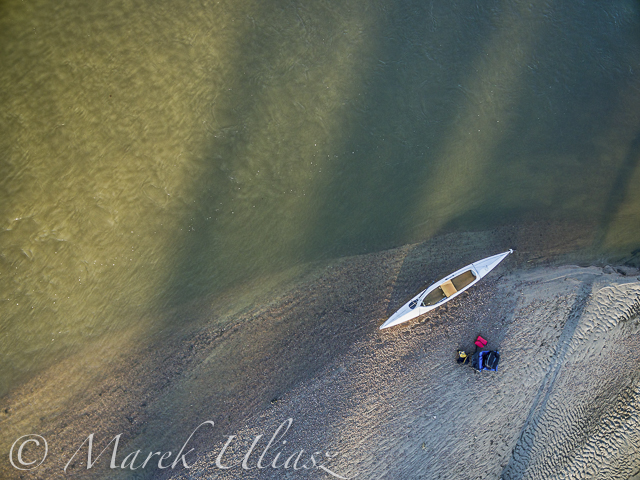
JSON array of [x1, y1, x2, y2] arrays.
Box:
[[502, 279, 640, 479]]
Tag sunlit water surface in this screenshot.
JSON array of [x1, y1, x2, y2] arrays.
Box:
[[1, 0, 640, 451]]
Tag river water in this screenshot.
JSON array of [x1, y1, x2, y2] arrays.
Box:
[[1, 0, 640, 457]]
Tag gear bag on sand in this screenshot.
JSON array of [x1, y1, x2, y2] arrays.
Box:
[[472, 350, 500, 372]]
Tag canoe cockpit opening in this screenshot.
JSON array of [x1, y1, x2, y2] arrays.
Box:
[[421, 270, 477, 307], [421, 287, 446, 306], [451, 270, 476, 290]]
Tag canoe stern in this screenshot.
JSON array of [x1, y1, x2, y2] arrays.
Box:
[[379, 299, 422, 329]]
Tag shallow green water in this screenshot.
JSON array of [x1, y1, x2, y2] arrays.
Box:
[[1, 0, 640, 401]]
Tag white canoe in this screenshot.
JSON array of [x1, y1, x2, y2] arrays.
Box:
[[380, 249, 513, 330]]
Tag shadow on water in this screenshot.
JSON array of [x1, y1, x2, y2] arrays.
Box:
[[594, 130, 640, 261], [157, 2, 281, 311], [160, 0, 515, 314], [159, 0, 395, 310], [299, 0, 507, 260]]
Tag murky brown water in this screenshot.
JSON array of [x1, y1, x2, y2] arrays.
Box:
[[1, 0, 640, 475]]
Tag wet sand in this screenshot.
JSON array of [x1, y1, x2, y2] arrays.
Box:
[[2, 225, 640, 479]]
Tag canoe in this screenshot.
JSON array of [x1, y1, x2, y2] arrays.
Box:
[[380, 249, 513, 330]]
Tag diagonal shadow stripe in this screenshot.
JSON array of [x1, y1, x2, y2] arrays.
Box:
[[594, 130, 640, 253]]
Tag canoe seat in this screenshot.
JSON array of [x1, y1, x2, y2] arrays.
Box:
[[441, 280, 457, 297]]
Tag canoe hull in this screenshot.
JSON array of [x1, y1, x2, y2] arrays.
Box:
[[380, 249, 513, 330]]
